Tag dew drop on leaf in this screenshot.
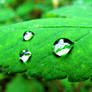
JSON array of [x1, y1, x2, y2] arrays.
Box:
[[23, 31, 34, 41], [53, 38, 74, 57], [20, 50, 32, 63]]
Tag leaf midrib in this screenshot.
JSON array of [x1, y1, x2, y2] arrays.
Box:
[[39, 25, 92, 29]]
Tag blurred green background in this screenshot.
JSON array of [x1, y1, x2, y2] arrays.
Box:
[[0, 0, 73, 26], [0, 0, 92, 92]]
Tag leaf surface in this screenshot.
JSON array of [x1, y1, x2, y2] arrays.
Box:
[[43, 4, 92, 19], [0, 18, 91, 81]]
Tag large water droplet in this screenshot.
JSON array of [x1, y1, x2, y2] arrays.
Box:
[[20, 50, 32, 63], [23, 31, 34, 41], [53, 38, 74, 57]]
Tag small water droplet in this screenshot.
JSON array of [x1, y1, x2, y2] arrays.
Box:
[[20, 50, 32, 63], [23, 31, 34, 41], [53, 38, 74, 57]]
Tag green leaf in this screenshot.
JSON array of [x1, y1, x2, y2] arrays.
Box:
[[0, 18, 91, 82], [5, 75, 44, 92], [60, 78, 73, 92], [35, 4, 52, 13], [16, 2, 35, 16], [6, 0, 15, 4], [0, 8, 15, 22], [43, 4, 92, 18]]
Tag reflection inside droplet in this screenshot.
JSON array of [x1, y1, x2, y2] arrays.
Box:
[[23, 31, 34, 41], [53, 38, 74, 57], [20, 50, 32, 63]]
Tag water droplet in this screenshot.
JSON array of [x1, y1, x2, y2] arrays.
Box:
[[23, 31, 34, 41], [53, 38, 74, 57], [20, 50, 32, 63]]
